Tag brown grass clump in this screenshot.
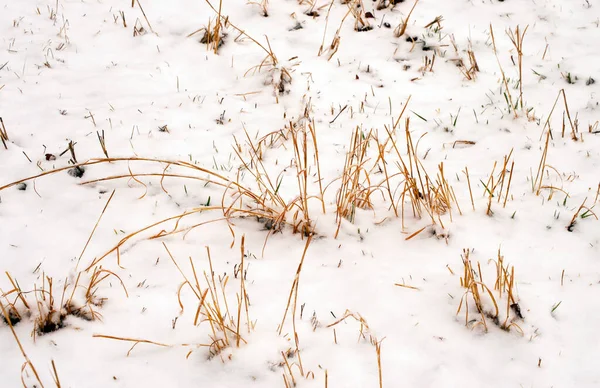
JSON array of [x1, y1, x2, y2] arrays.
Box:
[[334, 127, 377, 237], [166, 237, 252, 361], [456, 249, 524, 334], [0, 268, 126, 338], [480, 149, 515, 216], [386, 119, 461, 232], [449, 37, 479, 81], [457, 248, 498, 332]]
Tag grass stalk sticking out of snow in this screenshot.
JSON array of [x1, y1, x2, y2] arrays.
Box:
[[333, 127, 376, 237], [506, 25, 528, 111], [532, 132, 550, 196], [309, 120, 327, 215], [290, 122, 315, 235], [347, 0, 371, 32], [132, 0, 154, 34], [394, 0, 419, 38], [247, 0, 268, 17], [0, 117, 8, 149], [566, 198, 598, 232], [327, 310, 384, 387], [481, 149, 514, 215], [96, 130, 108, 158], [279, 235, 312, 378], [318, 1, 353, 61], [490, 25, 517, 118], [489, 250, 524, 333], [540, 89, 578, 141], [243, 37, 296, 102], [463, 167, 475, 211], [450, 37, 480, 81], [75, 189, 115, 271], [373, 132, 400, 218]]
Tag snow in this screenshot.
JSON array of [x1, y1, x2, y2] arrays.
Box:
[[1, 0, 599, 387]]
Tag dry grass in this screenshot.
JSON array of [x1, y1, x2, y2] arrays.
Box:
[[334, 127, 376, 237], [0, 265, 126, 386], [192, 0, 282, 66], [394, 0, 419, 38], [347, 0, 371, 32], [456, 249, 523, 334], [1, 269, 127, 338], [489, 250, 524, 333], [450, 37, 479, 81], [566, 198, 598, 232], [539, 89, 578, 141], [506, 25, 529, 111], [132, 0, 154, 34], [1, 250, 127, 341], [2, 1, 597, 387], [0, 156, 318, 261], [242, 38, 297, 102], [480, 149, 515, 215], [532, 132, 553, 196], [327, 310, 384, 387], [385, 119, 461, 232], [234, 125, 319, 240], [165, 237, 252, 361], [278, 235, 312, 381], [457, 248, 498, 332], [490, 25, 517, 118], [318, 1, 354, 61], [0, 117, 8, 149], [247, 0, 269, 17]]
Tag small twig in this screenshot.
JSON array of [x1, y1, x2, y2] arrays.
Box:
[[76, 190, 116, 271], [135, 0, 155, 34], [0, 117, 8, 149], [329, 105, 348, 124], [68, 141, 78, 163], [97, 130, 109, 158], [394, 283, 420, 290], [93, 334, 172, 357]]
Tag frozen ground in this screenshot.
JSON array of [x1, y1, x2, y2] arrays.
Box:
[[1, 0, 599, 387]]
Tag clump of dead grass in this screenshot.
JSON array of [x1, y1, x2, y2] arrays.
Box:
[[456, 248, 524, 334], [0, 269, 127, 337]]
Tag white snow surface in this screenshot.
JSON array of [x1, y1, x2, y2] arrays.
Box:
[[1, 0, 600, 387]]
